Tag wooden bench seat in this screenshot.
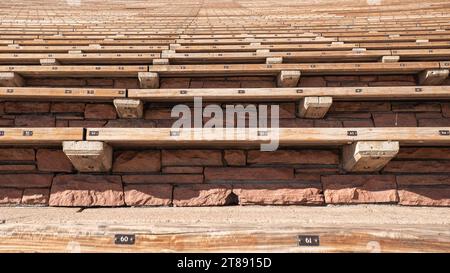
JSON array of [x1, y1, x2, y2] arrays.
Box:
[[85, 127, 450, 146], [0, 128, 84, 145], [0, 65, 147, 77], [17, 39, 175, 46], [0, 53, 160, 64], [129, 86, 450, 102], [148, 62, 445, 77], [0, 45, 167, 53], [0, 87, 126, 100], [162, 50, 392, 63]]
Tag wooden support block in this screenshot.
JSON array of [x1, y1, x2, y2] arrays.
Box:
[[331, 42, 344, 45], [276, 70, 301, 87], [381, 56, 400, 63], [0, 72, 24, 87], [68, 50, 83, 54], [39, 58, 60, 66], [342, 141, 399, 172], [169, 44, 181, 50], [298, 96, 333, 119], [161, 50, 175, 58], [250, 42, 261, 46], [266, 57, 283, 64], [256, 49, 270, 55], [153, 58, 169, 65], [352, 48, 367, 52], [416, 39, 429, 43], [7, 44, 20, 48], [138, 72, 159, 89], [63, 141, 113, 172], [113, 99, 143, 119], [89, 44, 102, 48], [418, 69, 449, 85]]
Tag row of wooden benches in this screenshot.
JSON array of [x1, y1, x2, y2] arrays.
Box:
[[1, 127, 449, 172], [0, 49, 449, 64], [1, 41, 449, 54], [1, 85, 450, 119], [2, 36, 450, 45], [0, 62, 448, 81]]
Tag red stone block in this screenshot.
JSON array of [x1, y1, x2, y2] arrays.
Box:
[[162, 150, 223, 166], [5, 102, 50, 113], [322, 175, 398, 204], [0, 188, 22, 205], [113, 150, 161, 173], [173, 184, 234, 206], [204, 167, 294, 182], [372, 113, 417, 127], [85, 104, 117, 120], [36, 149, 73, 172], [49, 175, 124, 207], [15, 115, 55, 127], [233, 184, 324, 205], [124, 184, 172, 206], [51, 103, 85, 113], [0, 148, 35, 161], [224, 150, 246, 166], [0, 174, 53, 188], [247, 150, 338, 165]]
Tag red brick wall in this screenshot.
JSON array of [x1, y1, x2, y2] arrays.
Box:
[[0, 147, 449, 207]]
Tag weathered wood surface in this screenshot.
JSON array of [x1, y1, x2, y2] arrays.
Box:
[[0, 206, 448, 253]]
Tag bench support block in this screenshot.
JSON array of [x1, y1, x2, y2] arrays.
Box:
[[418, 69, 449, 85], [40, 58, 60, 66], [113, 99, 144, 119], [138, 72, 159, 89], [266, 57, 283, 64], [153, 58, 169, 65], [342, 141, 399, 172], [277, 70, 301, 87], [63, 141, 113, 172], [381, 56, 400, 63], [0, 72, 24, 87], [298, 96, 333, 119]]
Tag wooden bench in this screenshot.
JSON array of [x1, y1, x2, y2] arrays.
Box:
[[0, 65, 147, 78], [0, 53, 160, 65], [0, 128, 84, 145], [0, 87, 126, 100], [69, 127, 450, 172], [0, 45, 167, 53]]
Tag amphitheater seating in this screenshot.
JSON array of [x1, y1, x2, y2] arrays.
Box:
[[0, 0, 450, 211]]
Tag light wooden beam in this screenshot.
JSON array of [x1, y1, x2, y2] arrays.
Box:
[[342, 141, 399, 172], [266, 57, 283, 64], [113, 99, 144, 119], [40, 58, 60, 66], [138, 72, 159, 89], [381, 55, 400, 63], [298, 96, 333, 119], [153, 58, 169, 65], [418, 69, 449, 85], [0, 72, 24, 87], [277, 70, 301, 87], [63, 141, 113, 172], [85, 128, 450, 146], [129, 86, 450, 101]]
